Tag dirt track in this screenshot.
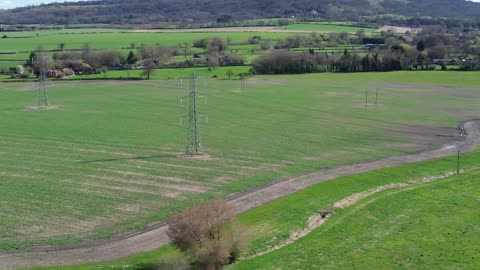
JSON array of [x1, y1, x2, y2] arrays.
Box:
[[1, 120, 479, 270]]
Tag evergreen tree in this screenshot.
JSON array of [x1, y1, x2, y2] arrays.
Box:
[[127, 51, 137, 65], [417, 40, 425, 52]]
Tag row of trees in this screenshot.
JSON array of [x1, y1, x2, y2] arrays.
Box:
[[253, 26, 480, 75], [252, 47, 480, 75]]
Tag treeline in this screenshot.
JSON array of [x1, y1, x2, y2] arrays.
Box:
[[252, 49, 480, 75], [252, 50, 412, 74], [253, 26, 480, 74], [361, 16, 480, 31]]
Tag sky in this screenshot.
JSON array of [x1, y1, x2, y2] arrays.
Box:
[[1, 0, 88, 10], [1, 0, 480, 10]]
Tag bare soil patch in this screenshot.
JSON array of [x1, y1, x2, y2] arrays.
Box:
[[176, 153, 214, 161], [378, 25, 421, 34], [246, 77, 287, 86], [352, 103, 385, 109], [389, 124, 460, 151], [25, 105, 62, 111]]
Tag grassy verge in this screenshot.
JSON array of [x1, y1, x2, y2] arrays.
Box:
[[231, 163, 480, 269]]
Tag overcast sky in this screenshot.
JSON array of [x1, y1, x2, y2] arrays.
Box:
[[1, 0, 480, 10], [1, 0, 88, 10]]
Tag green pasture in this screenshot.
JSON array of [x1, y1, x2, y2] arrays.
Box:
[[0, 28, 127, 38], [0, 66, 251, 80], [282, 71, 480, 87], [282, 23, 376, 33], [0, 31, 293, 52], [73, 66, 250, 80], [1, 71, 480, 250]]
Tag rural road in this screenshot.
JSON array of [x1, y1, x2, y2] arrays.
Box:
[[1, 120, 480, 270]]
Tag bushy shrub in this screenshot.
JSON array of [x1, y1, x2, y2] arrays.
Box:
[[167, 199, 247, 270]]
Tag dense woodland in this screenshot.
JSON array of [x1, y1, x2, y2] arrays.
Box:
[[1, 0, 480, 25]]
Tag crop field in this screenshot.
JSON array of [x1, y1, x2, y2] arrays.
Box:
[[28, 144, 480, 270], [0, 71, 479, 250]]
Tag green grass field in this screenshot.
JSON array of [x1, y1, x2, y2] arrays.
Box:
[[0, 66, 252, 81], [73, 66, 251, 80], [1, 71, 480, 251], [282, 23, 376, 33], [0, 31, 291, 52], [232, 160, 480, 269]]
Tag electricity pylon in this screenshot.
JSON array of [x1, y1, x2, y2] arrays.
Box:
[[37, 56, 49, 108], [180, 74, 207, 156]]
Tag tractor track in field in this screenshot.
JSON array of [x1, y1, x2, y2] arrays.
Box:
[[1, 120, 480, 270]]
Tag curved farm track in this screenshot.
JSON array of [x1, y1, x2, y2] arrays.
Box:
[[1, 120, 480, 270]]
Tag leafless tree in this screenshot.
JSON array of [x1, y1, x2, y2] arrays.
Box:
[[139, 44, 172, 65], [81, 43, 98, 71], [142, 59, 157, 80], [167, 198, 247, 270], [33, 53, 54, 76]]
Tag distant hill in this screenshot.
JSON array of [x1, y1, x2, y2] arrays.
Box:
[[0, 0, 479, 25]]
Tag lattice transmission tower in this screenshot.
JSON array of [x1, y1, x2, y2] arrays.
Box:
[[180, 74, 207, 156], [37, 56, 49, 108]]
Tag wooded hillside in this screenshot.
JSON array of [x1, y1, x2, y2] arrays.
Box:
[[0, 0, 479, 25]]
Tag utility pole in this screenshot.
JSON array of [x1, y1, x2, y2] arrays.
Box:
[[180, 74, 207, 156], [365, 91, 368, 109], [240, 77, 246, 92], [179, 78, 184, 89], [37, 56, 49, 108], [457, 151, 461, 175]]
